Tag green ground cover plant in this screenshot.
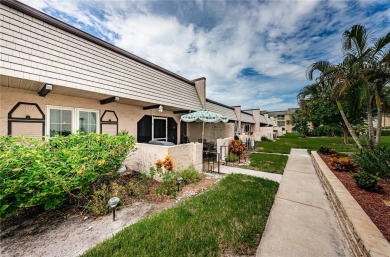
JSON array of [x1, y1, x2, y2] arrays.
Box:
[[0, 133, 135, 219], [256, 133, 390, 154], [82, 174, 279, 257], [244, 153, 288, 174]]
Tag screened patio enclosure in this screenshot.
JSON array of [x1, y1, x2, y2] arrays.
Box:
[[137, 115, 178, 144]]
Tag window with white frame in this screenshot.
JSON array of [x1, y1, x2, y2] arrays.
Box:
[[243, 124, 252, 133], [152, 116, 167, 141], [47, 106, 99, 137]]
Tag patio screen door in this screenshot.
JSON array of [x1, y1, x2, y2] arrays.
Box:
[[152, 116, 167, 141]]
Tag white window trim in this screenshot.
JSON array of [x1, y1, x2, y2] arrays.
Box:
[[152, 116, 168, 141], [46, 106, 99, 137], [75, 108, 100, 134], [46, 106, 75, 137]]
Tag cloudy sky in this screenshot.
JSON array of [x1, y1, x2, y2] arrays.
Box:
[[22, 0, 390, 111]]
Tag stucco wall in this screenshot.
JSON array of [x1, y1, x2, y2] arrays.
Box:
[[0, 4, 202, 111], [187, 122, 234, 143], [124, 142, 202, 174], [0, 86, 182, 140]]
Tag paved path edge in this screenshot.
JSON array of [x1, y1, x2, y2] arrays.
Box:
[[311, 151, 390, 257]]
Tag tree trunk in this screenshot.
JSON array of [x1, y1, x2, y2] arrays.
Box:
[[342, 125, 349, 144], [375, 89, 382, 146], [336, 100, 362, 149], [367, 96, 375, 148]]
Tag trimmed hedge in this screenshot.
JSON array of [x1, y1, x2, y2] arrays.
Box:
[[0, 133, 135, 219]]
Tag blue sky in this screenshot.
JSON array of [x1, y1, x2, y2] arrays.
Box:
[[22, 0, 390, 111]]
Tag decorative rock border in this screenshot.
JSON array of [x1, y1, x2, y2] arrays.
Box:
[[311, 152, 390, 257]]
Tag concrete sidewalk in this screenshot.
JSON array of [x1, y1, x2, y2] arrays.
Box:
[[256, 149, 353, 257], [219, 165, 282, 183]]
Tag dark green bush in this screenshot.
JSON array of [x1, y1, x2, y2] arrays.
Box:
[[381, 130, 390, 136], [0, 133, 135, 219], [352, 172, 380, 191], [318, 145, 337, 155], [307, 125, 343, 137], [261, 136, 273, 142], [353, 145, 390, 179]]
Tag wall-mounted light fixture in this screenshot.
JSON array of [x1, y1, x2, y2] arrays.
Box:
[[38, 84, 52, 97], [158, 105, 163, 113]]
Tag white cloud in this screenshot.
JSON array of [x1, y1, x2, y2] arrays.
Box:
[[20, 0, 390, 111]]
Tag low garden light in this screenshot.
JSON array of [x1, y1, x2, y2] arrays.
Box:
[[177, 177, 183, 191], [108, 197, 120, 221]]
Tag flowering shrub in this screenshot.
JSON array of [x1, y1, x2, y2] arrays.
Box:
[[328, 157, 359, 172], [0, 133, 135, 219], [229, 140, 246, 156], [151, 155, 177, 196]]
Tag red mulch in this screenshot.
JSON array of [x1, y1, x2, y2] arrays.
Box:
[[320, 154, 390, 242]]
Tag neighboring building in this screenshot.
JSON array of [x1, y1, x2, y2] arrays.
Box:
[[266, 108, 298, 133]]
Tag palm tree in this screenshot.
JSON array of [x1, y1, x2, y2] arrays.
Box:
[[306, 61, 363, 148], [342, 25, 390, 147]]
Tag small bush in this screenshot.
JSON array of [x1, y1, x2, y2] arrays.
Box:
[[318, 145, 337, 155], [229, 140, 246, 155], [175, 166, 203, 185], [152, 155, 177, 196], [380, 130, 390, 136], [225, 153, 239, 162], [352, 172, 381, 191], [328, 157, 359, 172], [87, 182, 126, 216], [261, 136, 273, 142], [354, 145, 390, 179]]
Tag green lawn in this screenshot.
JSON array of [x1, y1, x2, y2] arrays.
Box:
[[82, 174, 279, 257], [256, 134, 390, 154], [243, 153, 288, 174]]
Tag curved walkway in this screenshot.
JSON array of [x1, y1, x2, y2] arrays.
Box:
[[256, 149, 353, 257]]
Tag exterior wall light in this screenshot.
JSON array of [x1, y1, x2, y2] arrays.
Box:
[[108, 197, 120, 221], [158, 105, 163, 113]]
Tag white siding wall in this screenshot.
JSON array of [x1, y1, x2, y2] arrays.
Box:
[[0, 4, 202, 110], [241, 112, 255, 124]]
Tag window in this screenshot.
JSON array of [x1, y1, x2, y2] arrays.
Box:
[[76, 109, 98, 134], [277, 121, 285, 127], [243, 124, 252, 133], [47, 106, 99, 137], [277, 115, 285, 120]]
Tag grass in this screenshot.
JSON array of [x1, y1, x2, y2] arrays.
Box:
[[242, 153, 288, 174], [256, 134, 390, 154], [82, 174, 279, 257]]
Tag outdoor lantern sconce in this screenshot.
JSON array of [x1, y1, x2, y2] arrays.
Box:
[[177, 177, 183, 191], [108, 197, 120, 221], [38, 84, 52, 97], [158, 105, 163, 113]]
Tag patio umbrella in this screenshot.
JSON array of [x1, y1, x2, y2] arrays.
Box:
[[180, 109, 228, 143]]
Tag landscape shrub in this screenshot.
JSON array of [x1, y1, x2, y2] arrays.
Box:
[[87, 182, 126, 216], [261, 136, 273, 142], [352, 172, 381, 191], [353, 145, 390, 179], [152, 155, 177, 196], [328, 157, 359, 172], [0, 133, 135, 219], [174, 166, 203, 185], [307, 125, 343, 137], [318, 145, 337, 155], [225, 153, 239, 162], [381, 130, 390, 136], [229, 140, 246, 155]]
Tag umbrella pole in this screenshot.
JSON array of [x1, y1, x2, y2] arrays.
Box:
[[202, 121, 205, 144]]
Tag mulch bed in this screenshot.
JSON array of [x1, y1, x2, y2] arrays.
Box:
[[320, 154, 390, 242]]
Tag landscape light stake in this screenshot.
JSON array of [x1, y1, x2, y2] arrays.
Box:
[[108, 197, 120, 221], [177, 177, 183, 191]]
